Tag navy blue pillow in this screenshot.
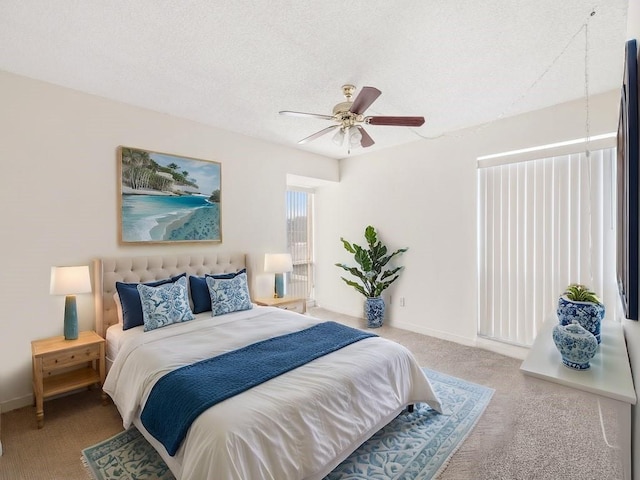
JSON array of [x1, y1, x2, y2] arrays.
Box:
[[189, 269, 247, 314], [116, 273, 186, 330]]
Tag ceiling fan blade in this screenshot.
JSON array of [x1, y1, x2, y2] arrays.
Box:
[[366, 116, 425, 127], [297, 125, 339, 144], [349, 86, 382, 114], [279, 110, 335, 121], [357, 126, 375, 148]]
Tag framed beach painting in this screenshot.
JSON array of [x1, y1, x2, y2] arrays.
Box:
[[119, 146, 222, 244]]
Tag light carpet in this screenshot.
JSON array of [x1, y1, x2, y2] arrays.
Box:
[[82, 368, 494, 480]]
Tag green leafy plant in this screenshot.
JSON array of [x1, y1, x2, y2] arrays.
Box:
[[335, 225, 407, 298], [564, 284, 602, 304]]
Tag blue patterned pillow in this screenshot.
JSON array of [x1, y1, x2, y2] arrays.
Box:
[[205, 271, 252, 316], [137, 276, 195, 331], [189, 269, 247, 314], [116, 273, 186, 330]]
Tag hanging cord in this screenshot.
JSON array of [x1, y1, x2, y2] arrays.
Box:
[[585, 11, 596, 160], [408, 8, 599, 141], [584, 11, 596, 291]]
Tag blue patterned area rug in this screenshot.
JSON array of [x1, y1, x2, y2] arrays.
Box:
[[82, 368, 494, 480]]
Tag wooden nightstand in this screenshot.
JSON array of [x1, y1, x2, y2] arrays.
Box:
[[31, 330, 106, 428], [254, 296, 306, 314]]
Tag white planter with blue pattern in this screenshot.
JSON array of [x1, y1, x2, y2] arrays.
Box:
[[557, 295, 605, 344], [365, 297, 385, 328], [552, 322, 598, 370]]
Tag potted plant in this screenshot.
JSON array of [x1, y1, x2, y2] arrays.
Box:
[[557, 284, 605, 344], [335, 225, 407, 328]]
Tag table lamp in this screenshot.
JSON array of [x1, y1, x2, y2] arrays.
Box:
[[50, 265, 92, 340], [264, 253, 293, 298]]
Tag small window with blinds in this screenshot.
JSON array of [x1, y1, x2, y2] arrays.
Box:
[[286, 189, 314, 300], [477, 148, 616, 346]]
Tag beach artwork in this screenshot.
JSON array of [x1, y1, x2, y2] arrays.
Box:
[[119, 147, 221, 244]]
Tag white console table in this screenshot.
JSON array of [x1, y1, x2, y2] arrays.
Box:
[[521, 320, 636, 480]]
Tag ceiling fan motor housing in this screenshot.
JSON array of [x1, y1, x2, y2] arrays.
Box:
[[332, 101, 353, 116], [333, 84, 357, 120]]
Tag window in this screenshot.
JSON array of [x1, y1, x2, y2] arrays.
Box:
[[477, 148, 616, 346], [286, 189, 314, 300]]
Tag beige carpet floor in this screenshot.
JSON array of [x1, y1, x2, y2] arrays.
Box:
[[0, 307, 624, 480]]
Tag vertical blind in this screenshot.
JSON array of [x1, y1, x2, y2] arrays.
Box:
[[286, 189, 314, 300], [477, 148, 616, 346]]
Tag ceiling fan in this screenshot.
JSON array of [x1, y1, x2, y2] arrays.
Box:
[[279, 84, 425, 150]]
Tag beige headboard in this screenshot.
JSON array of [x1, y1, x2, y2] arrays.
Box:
[[93, 252, 247, 338]]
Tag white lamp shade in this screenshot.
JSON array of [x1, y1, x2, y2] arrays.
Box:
[[50, 265, 92, 295], [332, 128, 346, 146], [264, 253, 293, 273], [349, 127, 363, 146]]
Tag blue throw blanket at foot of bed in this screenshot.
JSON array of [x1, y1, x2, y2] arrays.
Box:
[[141, 321, 377, 455]]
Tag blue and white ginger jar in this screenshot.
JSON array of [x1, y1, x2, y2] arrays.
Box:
[[557, 295, 605, 344], [552, 322, 598, 370], [365, 297, 385, 328]]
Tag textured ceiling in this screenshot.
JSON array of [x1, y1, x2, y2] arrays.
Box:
[[0, 1, 629, 159]]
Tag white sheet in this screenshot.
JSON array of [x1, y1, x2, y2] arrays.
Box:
[[103, 306, 442, 480], [105, 322, 134, 368]]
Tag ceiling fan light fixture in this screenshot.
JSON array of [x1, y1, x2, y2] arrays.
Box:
[[332, 128, 347, 146], [349, 127, 363, 147]]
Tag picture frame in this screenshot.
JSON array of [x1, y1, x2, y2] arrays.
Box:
[[119, 146, 222, 244]]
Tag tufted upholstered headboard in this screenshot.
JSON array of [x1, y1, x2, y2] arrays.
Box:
[[93, 252, 247, 338]]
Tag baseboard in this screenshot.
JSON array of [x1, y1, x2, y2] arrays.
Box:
[[1, 387, 101, 413], [314, 302, 364, 320], [389, 319, 477, 347], [314, 303, 529, 360], [474, 337, 529, 360], [392, 321, 528, 360], [1, 394, 33, 413]]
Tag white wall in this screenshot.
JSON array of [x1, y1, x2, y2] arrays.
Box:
[[314, 90, 620, 352], [0, 70, 338, 411]]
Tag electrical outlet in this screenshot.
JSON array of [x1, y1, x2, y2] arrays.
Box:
[[400, 297, 405, 307]]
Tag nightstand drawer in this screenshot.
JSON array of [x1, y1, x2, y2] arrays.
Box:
[[42, 344, 101, 371], [254, 297, 306, 314]]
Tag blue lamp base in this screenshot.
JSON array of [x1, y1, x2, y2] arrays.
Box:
[[64, 295, 79, 340], [274, 273, 287, 298]]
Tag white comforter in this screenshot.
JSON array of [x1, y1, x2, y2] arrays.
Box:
[[103, 307, 442, 480]]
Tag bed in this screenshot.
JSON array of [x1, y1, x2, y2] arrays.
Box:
[[95, 253, 442, 480]]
